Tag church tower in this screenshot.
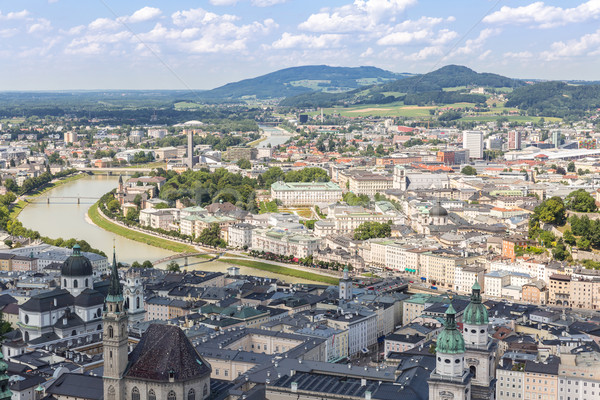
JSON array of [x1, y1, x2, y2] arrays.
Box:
[[463, 282, 497, 399], [339, 267, 352, 301], [428, 304, 472, 400], [103, 248, 128, 400], [116, 175, 125, 205], [124, 269, 145, 326], [0, 350, 12, 400]]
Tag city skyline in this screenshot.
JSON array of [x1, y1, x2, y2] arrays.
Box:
[[1, 0, 600, 90]]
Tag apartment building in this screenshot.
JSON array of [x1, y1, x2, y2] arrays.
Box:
[[344, 171, 393, 197], [228, 223, 255, 249], [314, 210, 391, 238], [549, 274, 571, 306], [420, 249, 469, 289]]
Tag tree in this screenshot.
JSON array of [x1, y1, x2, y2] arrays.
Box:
[[131, 261, 141, 268], [3, 240, 11, 249], [577, 237, 591, 250], [567, 161, 576, 172], [107, 199, 121, 213], [461, 166, 477, 176], [126, 208, 139, 222], [236, 158, 251, 169], [142, 260, 154, 268], [353, 221, 392, 240], [563, 229, 576, 246], [534, 196, 566, 226], [166, 261, 180, 272], [197, 222, 226, 247], [0, 312, 12, 339], [552, 241, 569, 261], [133, 194, 142, 208], [565, 189, 597, 213], [4, 179, 18, 193]]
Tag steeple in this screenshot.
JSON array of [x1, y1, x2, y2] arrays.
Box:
[[107, 245, 123, 303]]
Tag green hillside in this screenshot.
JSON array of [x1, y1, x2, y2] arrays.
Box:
[[200, 65, 405, 99], [280, 65, 520, 108]]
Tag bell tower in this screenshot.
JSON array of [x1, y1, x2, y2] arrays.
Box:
[[463, 282, 497, 399], [103, 247, 128, 400], [428, 304, 472, 400], [339, 267, 352, 302]]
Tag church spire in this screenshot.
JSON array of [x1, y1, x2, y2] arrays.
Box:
[[107, 244, 123, 303]]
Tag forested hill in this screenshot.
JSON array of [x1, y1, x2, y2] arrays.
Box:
[[379, 65, 525, 93], [200, 65, 405, 99], [279, 65, 524, 107], [505, 81, 600, 118]]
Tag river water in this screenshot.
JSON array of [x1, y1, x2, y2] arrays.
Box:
[[256, 125, 293, 148], [18, 174, 314, 283]]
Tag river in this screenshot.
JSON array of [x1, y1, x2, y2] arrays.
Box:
[[18, 174, 314, 283], [256, 125, 293, 148]]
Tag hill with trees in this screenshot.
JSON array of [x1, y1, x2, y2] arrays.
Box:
[[280, 65, 523, 108], [200, 65, 404, 99]]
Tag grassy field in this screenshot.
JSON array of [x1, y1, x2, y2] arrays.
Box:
[[88, 203, 196, 253], [220, 258, 339, 285], [310, 103, 435, 118], [174, 101, 203, 110], [459, 115, 561, 123]]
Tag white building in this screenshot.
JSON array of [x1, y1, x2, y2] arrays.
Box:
[[270, 181, 342, 206], [228, 223, 255, 249], [463, 130, 484, 159], [251, 228, 321, 258]]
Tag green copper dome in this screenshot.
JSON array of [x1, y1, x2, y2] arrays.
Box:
[[463, 281, 489, 326], [436, 304, 465, 354]]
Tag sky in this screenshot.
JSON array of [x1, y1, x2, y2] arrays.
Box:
[[2, 0, 600, 90]]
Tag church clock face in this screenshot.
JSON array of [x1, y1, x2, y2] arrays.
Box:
[[125, 289, 131, 296]]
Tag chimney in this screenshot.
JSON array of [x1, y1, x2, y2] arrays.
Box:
[[365, 391, 372, 400], [291, 382, 298, 393], [361, 378, 367, 386]]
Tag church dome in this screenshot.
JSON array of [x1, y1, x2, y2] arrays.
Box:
[[61, 245, 93, 277], [463, 281, 489, 326], [430, 202, 448, 217], [436, 304, 465, 354]]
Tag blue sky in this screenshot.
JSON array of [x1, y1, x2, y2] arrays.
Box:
[[1, 0, 600, 90]]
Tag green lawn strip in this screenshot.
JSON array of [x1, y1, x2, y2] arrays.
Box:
[[220, 258, 339, 285], [9, 200, 27, 220], [88, 203, 195, 253]]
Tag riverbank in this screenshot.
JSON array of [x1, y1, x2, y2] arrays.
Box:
[[89, 201, 336, 284], [9, 173, 87, 220], [88, 202, 196, 254], [220, 258, 338, 285]]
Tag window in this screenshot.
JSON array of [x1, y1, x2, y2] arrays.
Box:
[[132, 387, 140, 400], [136, 297, 140, 309], [148, 390, 156, 400], [168, 391, 176, 400], [74, 280, 78, 288], [203, 384, 208, 398], [24, 315, 29, 324], [64, 279, 67, 287], [85, 278, 89, 287], [107, 386, 115, 400], [225, 370, 228, 377], [108, 326, 114, 338], [188, 388, 195, 400]]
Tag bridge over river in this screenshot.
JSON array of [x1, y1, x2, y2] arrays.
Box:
[[153, 251, 223, 267]]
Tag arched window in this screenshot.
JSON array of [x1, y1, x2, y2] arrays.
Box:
[[63, 279, 67, 287], [470, 365, 477, 379], [188, 388, 195, 400], [71, 330, 77, 336], [168, 390, 176, 400], [108, 325, 114, 338], [97, 324, 102, 331], [136, 296, 140, 309], [85, 278, 89, 287], [203, 384, 208, 398], [148, 390, 156, 400], [107, 386, 115, 400], [74, 280, 78, 288], [131, 387, 140, 400]]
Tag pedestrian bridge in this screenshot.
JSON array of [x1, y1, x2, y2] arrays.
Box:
[[152, 250, 222, 266]]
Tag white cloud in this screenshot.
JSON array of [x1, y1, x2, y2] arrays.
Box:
[[541, 29, 600, 59], [0, 10, 30, 20], [28, 18, 52, 34], [377, 17, 457, 46], [172, 8, 238, 27], [119, 7, 162, 24], [271, 33, 345, 49], [0, 28, 18, 38], [299, 0, 417, 33], [252, 0, 288, 6], [503, 51, 533, 59], [88, 18, 120, 31], [406, 45, 443, 61], [360, 47, 374, 57], [454, 28, 498, 56], [484, 1, 600, 28], [209, 0, 238, 5]]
